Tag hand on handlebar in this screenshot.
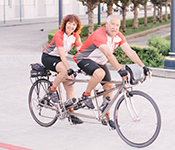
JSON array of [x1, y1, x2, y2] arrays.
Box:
[[118, 68, 128, 80], [67, 69, 77, 86], [143, 66, 152, 77], [67, 68, 77, 78]]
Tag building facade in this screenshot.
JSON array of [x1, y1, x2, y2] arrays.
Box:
[[0, 0, 90, 22]]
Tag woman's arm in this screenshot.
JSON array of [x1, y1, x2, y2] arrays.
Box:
[[57, 47, 71, 70]]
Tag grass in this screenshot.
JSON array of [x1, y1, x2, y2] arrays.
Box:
[[121, 19, 171, 36]]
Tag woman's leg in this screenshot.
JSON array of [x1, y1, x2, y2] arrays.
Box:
[[62, 79, 75, 100], [52, 62, 67, 87]]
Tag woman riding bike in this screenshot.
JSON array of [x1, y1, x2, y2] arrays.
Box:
[[42, 14, 83, 124]]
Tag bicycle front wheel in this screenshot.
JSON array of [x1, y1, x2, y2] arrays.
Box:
[[114, 90, 161, 148], [28, 79, 58, 127]]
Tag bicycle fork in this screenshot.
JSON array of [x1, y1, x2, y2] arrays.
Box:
[[123, 90, 140, 121]]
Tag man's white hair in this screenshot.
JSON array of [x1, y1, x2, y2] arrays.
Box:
[[106, 14, 121, 23]]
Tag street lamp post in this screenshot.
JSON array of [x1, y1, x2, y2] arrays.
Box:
[[98, 3, 101, 28], [19, 0, 22, 22], [3, 0, 5, 23], [164, 1, 175, 69], [58, 0, 63, 29]]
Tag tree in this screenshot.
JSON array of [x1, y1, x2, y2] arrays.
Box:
[[164, 0, 171, 21], [143, 0, 148, 26], [105, 0, 114, 16], [78, 0, 104, 36], [151, 0, 166, 23], [157, 0, 164, 22], [114, 0, 130, 32], [151, 0, 157, 23], [131, 0, 145, 29], [168, 0, 171, 18]]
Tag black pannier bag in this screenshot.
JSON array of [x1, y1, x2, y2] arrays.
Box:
[[125, 63, 146, 85], [30, 63, 51, 78]]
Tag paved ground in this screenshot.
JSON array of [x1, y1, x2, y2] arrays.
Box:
[[0, 12, 175, 150]]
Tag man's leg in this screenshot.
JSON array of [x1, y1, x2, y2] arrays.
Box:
[[78, 59, 105, 109], [86, 68, 105, 93]]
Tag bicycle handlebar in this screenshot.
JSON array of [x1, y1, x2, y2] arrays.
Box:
[[125, 70, 152, 85], [67, 69, 90, 86], [67, 69, 152, 86]]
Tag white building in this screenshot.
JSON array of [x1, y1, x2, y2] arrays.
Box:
[[0, 0, 93, 22]]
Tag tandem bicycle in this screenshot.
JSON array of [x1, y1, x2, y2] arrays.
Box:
[[28, 63, 161, 148]]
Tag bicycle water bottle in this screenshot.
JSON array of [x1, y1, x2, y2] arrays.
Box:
[[100, 96, 111, 112], [64, 97, 77, 108]]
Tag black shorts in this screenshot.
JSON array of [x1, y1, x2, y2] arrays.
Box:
[[77, 59, 111, 85], [41, 53, 61, 72]]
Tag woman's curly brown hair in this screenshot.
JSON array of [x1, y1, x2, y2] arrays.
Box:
[[60, 14, 82, 34]]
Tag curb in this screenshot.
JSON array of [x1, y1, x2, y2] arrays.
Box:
[[125, 24, 171, 40]]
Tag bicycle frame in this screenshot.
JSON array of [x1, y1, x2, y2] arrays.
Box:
[[34, 73, 139, 124], [60, 78, 125, 122]]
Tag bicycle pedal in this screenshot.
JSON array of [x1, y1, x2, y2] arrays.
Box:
[[101, 120, 116, 130]]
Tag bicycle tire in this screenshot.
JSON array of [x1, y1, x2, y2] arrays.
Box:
[[28, 78, 58, 127], [113, 90, 161, 148]]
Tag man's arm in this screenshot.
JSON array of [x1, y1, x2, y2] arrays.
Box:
[[99, 44, 122, 71], [121, 42, 151, 76], [120, 42, 145, 68]]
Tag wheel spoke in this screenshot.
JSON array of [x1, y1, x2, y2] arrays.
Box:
[[114, 90, 161, 148], [28, 79, 58, 127]]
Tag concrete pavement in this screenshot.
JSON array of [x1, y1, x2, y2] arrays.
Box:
[[0, 53, 175, 150], [0, 13, 175, 150]]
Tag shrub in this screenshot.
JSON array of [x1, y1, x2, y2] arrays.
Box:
[[113, 46, 164, 68], [69, 45, 77, 55], [48, 29, 59, 43], [69, 45, 164, 68], [147, 34, 170, 56]]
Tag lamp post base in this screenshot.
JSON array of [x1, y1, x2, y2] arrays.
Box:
[[164, 53, 175, 70]]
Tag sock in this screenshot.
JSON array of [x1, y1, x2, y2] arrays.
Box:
[[83, 91, 91, 96], [50, 85, 57, 91], [106, 112, 110, 119], [69, 109, 74, 113]]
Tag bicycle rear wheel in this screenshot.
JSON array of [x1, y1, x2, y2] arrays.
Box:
[[28, 79, 58, 127], [114, 90, 161, 148]]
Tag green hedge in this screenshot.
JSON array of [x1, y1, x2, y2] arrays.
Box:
[[69, 45, 164, 68], [113, 46, 164, 67], [147, 34, 170, 56]]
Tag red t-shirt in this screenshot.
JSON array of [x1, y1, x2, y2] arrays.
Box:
[[43, 29, 81, 56], [73, 26, 126, 65]]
